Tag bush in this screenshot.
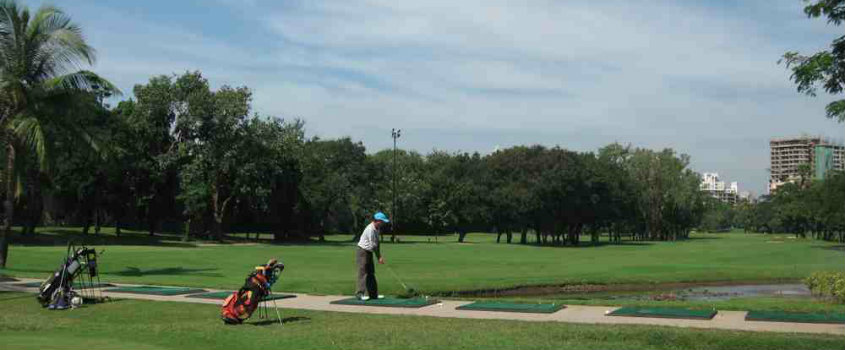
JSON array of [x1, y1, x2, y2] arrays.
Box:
[[805, 271, 845, 303]]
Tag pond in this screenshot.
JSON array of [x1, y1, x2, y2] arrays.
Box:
[[462, 283, 812, 302], [670, 283, 810, 301]]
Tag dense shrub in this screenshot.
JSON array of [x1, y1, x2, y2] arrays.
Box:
[[805, 271, 845, 303]]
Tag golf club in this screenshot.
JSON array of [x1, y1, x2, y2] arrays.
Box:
[[385, 264, 422, 297], [385, 264, 409, 291]]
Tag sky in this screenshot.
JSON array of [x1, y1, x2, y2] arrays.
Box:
[[28, 0, 845, 195]]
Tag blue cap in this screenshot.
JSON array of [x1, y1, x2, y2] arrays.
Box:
[[374, 212, 390, 223]]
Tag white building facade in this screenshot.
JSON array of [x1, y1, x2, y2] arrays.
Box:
[[700, 172, 739, 205]]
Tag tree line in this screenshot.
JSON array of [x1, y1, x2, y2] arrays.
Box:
[[704, 171, 845, 242], [7, 71, 714, 246]]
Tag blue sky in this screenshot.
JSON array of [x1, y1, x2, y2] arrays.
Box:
[[29, 0, 844, 195]]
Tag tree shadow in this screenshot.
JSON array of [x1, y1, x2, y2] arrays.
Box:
[[815, 245, 845, 252], [249, 316, 311, 326], [684, 235, 724, 241], [263, 240, 353, 247], [2, 267, 62, 274], [113, 266, 222, 277], [14, 229, 196, 248], [520, 241, 654, 248]]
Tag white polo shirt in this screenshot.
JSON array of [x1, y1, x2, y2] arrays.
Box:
[[357, 222, 380, 252]]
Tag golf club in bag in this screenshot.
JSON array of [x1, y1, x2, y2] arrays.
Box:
[[37, 242, 103, 310], [221, 259, 284, 325]]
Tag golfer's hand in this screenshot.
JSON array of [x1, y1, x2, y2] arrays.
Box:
[[378, 257, 385, 264]]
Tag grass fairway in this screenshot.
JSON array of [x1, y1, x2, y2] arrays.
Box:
[[0, 292, 842, 350], [3, 230, 843, 297]]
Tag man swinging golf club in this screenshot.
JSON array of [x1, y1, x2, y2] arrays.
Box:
[[356, 212, 389, 300]]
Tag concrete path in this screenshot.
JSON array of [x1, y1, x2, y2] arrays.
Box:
[[2, 278, 843, 336]]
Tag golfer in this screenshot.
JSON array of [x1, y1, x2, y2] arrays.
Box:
[[356, 212, 389, 300]]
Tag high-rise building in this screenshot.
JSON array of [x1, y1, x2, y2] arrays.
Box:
[[700, 172, 738, 205], [769, 136, 844, 193]]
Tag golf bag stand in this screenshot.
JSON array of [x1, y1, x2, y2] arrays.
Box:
[[37, 242, 102, 310]]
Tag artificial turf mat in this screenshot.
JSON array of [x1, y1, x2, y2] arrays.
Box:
[[607, 307, 716, 320], [456, 301, 565, 314], [745, 310, 845, 324], [330, 297, 439, 308], [18, 281, 113, 289], [105, 286, 206, 296], [185, 291, 296, 301]]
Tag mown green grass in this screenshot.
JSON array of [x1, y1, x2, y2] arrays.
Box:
[[3, 229, 843, 298], [0, 292, 841, 350]]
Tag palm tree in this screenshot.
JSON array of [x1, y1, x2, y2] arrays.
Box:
[[0, 1, 118, 267]]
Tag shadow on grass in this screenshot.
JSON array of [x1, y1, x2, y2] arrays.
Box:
[[81, 297, 128, 305], [683, 235, 724, 241], [515, 241, 654, 249], [249, 316, 311, 326], [815, 245, 845, 252], [243, 238, 456, 247], [14, 229, 196, 248], [113, 266, 222, 278]]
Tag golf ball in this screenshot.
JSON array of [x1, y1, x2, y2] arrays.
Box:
[[71, 296, 83, 307]]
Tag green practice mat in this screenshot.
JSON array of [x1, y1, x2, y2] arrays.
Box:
[[330, 297, 439, 308], [456, 301, 564, 314], [608, 307, 716, 320], [105, 286, 206, 296], [18, 282, 113, 289], [186, 291, 296, 301], [745, 310, 845, 324]]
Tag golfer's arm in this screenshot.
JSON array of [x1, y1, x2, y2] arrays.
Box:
[[373, 231, 381, 259]]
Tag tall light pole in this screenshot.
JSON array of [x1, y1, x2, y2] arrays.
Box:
[[391, 128, 401, 243]]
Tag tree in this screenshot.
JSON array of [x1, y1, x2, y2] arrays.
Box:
[[484, 146, 544, 244], [368, 149, 428, 238], [699, 198, 733, 233], [0, 1, 117, 267], [596, 144, 638, 243], [299, 137, 369, 240], [423, 151, 487, 242], [47, 91, 121, 235], [174, 73, 259, 241], [248, 117, 304, 241], [782, 0, 845, 122], [123, 75, 185, 235], [626, 148, 703, 241]]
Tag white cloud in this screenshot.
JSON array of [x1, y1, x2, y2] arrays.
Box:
[[40, 0, 845, 194]]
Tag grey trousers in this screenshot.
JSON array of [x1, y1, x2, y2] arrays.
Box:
[[356, 247, 378, 298]]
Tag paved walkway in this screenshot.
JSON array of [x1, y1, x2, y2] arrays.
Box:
[[2, 278, 843, 336]]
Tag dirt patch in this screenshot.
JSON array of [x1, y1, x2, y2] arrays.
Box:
[[435, 279, 803, 298]]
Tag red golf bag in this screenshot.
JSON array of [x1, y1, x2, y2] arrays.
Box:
[[221, 259, 284, 324]]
